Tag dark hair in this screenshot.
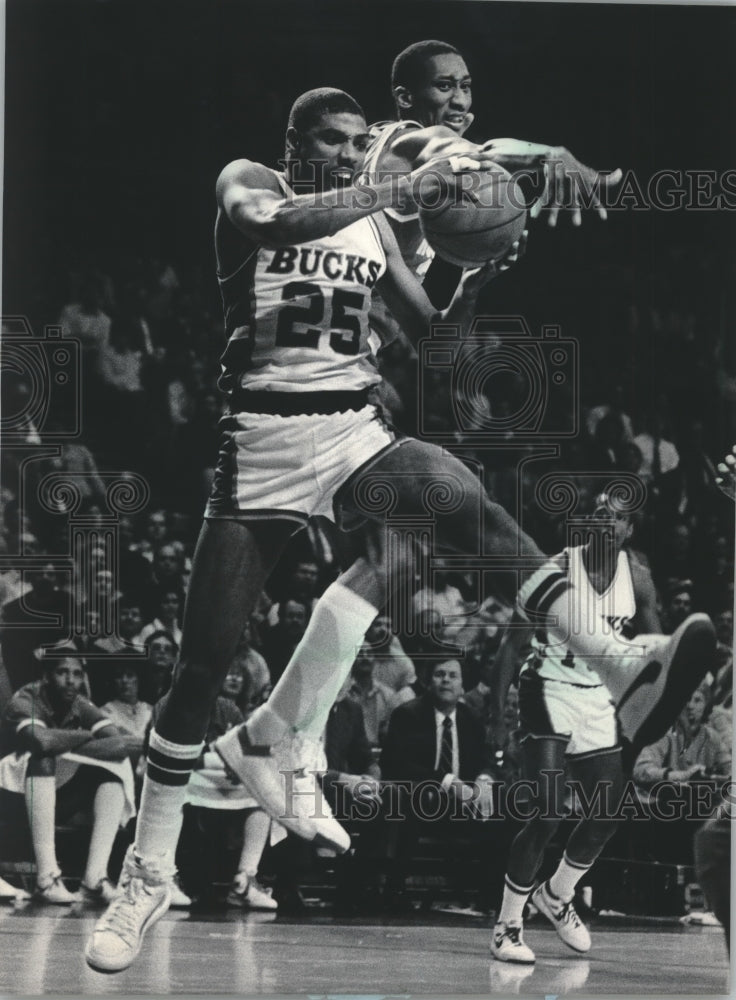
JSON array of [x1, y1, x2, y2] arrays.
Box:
[[144, 629, 178, 655], [391, 40, 462, 92], [287, 88, 365, 134]]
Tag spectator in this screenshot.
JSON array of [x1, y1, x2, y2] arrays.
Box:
[[380, 659, 496, 908], [140, 543, 187, 617], [101, 663, 153, 767], [139, 631, 177, 705], [261, 599, 308, 684], [0, 647, 133, 905], [0, 561, 71, 692], [345, 649, 398, 748], [322, 692, 381, 815], [663, 581, 694, 635], [362, 614, 416, 703], [381, 659, 495, 810], [57, 272, 112, 361], [226, 623, 271, 716], [266, 560, 321, 627], [136, 587, 184, 648]]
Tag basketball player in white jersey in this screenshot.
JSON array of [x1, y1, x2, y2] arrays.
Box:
[[84, 86, 532, 973], [488, 494, 664, 963]]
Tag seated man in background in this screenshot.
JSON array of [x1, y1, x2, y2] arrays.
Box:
[[362, 614, 417, 704], [101, 662, 153, 781], [380, 659, 496, 907], [344, 648, 400, 748], [0, 645, 134, 904]]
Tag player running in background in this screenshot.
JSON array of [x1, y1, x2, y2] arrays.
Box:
[[487, 494, 674, 963]]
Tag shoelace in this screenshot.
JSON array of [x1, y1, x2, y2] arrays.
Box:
[[38, 873, 69, 895], [96, 876, 160, 945], [500, 925, 523, 945], [557, 900, 582, 927]]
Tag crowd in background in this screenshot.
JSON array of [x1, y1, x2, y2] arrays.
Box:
[[0, 247, 733, 914]]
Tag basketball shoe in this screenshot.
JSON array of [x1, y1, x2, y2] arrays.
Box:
[[531, 881, 591, 953], [490, 921, 536, 964], [85, 847, 172, 973], [213, 725, 350, 852]]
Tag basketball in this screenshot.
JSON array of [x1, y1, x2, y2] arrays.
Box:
[[418, 164, 527, 269]]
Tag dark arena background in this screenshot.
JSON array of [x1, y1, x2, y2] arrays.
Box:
[[1, 0, 735, 996]]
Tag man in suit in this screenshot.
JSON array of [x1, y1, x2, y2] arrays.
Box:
[[382, 659, 495, 809], [380, 659, 496, 907]]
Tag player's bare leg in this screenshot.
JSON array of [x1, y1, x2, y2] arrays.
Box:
[[86, 518, 295, 973]]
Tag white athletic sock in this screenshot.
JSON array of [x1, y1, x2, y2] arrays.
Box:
[[517, 560, 653, 701], [248, 582, 378, 745], [498, 875, 534, 926], [134, 729, 204, 873], [548, 852, 592, 903]]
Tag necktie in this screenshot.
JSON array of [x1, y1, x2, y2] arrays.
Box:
[[439, 716, 454, 776]]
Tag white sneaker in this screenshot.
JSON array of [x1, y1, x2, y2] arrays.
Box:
[[35, 872, 79, 905], [85, 847, 172, 973], [617, 613, 716, 751], [0, 874, 30, 902], [227, 873, 278, 911], [213, 726, 350, 853], [531, 881, 591, 953], [490, 921, 535, 964], [80, 876, 118, 906], [168, 877, 192, 908]]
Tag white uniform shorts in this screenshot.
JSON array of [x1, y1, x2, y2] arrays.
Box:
[[518, 669, 619, 758], [205, 404, 397, 525]]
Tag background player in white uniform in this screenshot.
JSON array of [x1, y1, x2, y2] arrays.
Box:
[[488, 495, 663, 964], [84, 86, 515, 973]]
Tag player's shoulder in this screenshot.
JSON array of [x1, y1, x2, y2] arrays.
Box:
[[216, 158, 281, 199]]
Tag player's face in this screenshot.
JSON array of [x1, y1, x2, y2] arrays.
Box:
[[593, 506, 632, 551], [294, 112, 370, 190], [406, 54, 472, 132]]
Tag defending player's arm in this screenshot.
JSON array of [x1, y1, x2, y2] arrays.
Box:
[[629, 557, 663, 634], [386, 125, 622, 227], [488, 611, 535, 754]]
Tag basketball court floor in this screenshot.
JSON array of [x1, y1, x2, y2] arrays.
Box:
[[0, 905, 729, 996]]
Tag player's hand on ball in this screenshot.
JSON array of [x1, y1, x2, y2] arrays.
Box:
[[460, 230, 528, 286], [715, 445, 736, 501], [531, 147, 623, 227], [496, 229, 528, 271]]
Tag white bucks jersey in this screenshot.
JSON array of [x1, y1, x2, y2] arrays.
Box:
[[525, 546, 636, 686], [218, 172, 387, 393]]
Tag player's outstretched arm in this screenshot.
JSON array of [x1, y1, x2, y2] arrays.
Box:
[[715, 445, 736, 501], [385, 127, 622, 227], [480, 138, 623, 227]]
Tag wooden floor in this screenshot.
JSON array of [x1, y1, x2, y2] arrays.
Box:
[[0, 903, 729, 996]]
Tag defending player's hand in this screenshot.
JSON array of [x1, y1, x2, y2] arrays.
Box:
[[531, 148, 623, 227], [459, 230, 527, 288], [715, 445, 736, 501]]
